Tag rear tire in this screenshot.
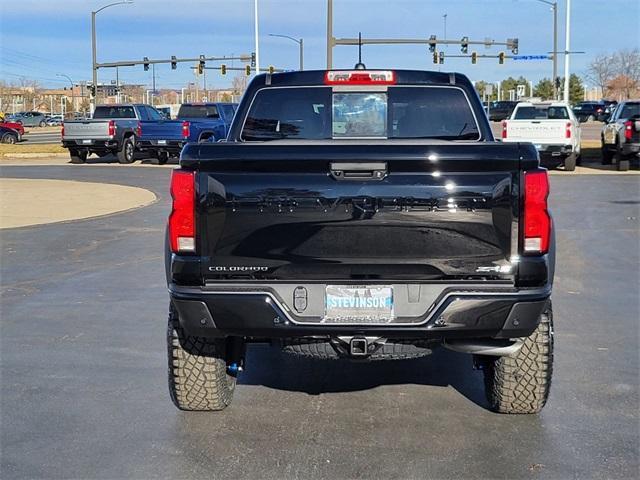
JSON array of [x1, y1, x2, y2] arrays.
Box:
[[564, 154, 576, 171], [167, 304, 235, 411], [617, 155, 630, 171], [154, 151, 169, 165], [69, 149, 88, 163], [117, 136, 136, 164], [39, 120, 46, 127], [482, 303, 554, 414]]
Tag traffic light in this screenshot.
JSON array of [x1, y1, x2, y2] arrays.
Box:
[[498, 52, 505, 64], [198, 55, 205, 74], [460, 36, 469, 54], [245, 65, 251, 76], [88, 84, 96, 97], [143, 57, 149, 72], [268, 65, 275, 74], [471, 51, 477, 64], [171, 55, 177, 70], [428, 35, 437, 53], [432, 51, 438, 64], [508, 38, 519, 54], [250, 52, 256, 67], [220, 64, 227, 75], [438, 51, 444, 64]]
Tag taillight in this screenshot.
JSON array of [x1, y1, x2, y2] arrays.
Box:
[[565, 122, 572, 139], [108, 120, 116, 137], [168, 170, 196, 253], [182, 121, 190, 139], [324, 70, 396, 85], [61, 123, 65, 139], [136, 121, 142, 137], [501, 121, 507, 139], [624, 120, 633, 141], [523, 170, 551, 254]]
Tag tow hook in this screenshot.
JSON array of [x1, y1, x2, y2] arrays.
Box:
[[226, 337, 246, 376]]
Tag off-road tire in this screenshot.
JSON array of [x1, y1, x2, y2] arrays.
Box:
[[482, 303, 554, 414], [69, 149, 88, 164], [167, 304, 235, 411], [117, 136, 136, 164], [564, 154, 576, 171]]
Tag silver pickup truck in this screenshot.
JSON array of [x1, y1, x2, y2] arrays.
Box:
[[62, 104, 162, 164]]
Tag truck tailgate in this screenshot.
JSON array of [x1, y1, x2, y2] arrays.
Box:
[[185, 142, 532, 283], [63, 120, 111, 140], [139, 120, 183, 141], [505, 120, 568, 144]]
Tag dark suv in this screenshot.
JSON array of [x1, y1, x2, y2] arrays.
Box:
[[572, 102, 605, 122]]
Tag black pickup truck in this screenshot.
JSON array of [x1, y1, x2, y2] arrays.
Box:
[[165, 69, 555, 414]]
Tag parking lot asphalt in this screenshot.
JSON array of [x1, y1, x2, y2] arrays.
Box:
[[1, 165, 639, 479]]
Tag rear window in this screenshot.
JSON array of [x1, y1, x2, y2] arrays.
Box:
[[178, 104, 219, 119], [93, 106, 136, 119], [241, 86, 479, 141], [514, 106, 569, 120], [619, 103, 640, 119]]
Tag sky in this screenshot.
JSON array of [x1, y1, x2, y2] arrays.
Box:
[[1, 0, 638, 91]]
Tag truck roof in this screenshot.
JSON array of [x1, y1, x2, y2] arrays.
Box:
[[249, 69, 470, 87], [515, 101, 570, 108]]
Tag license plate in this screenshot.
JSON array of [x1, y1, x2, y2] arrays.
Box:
[[324, 285, 393, 324], [82, 139, 92, 144], [157, 139, 167, 145]]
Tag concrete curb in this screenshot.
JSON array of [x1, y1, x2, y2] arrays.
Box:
[[1, 153, 68, 158]]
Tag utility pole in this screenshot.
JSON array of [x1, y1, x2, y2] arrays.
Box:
[[443, 14, 447, 47], [563, 0, 571, 103], [254, 0, 260, 73], [327, 0, 333, 69], [152, 63, 156, 105]]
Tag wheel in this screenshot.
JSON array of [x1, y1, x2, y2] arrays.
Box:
[[601, 141, 613, 165], [1, 132, 18, 144], [617, 155, 630, 171], [564, 154, 576, 171], [482, 303, 554, 414], [167, 303, 236, 411], [39, 120, 46, 127], [117, 136, 136, 164], [69, 149, 88, 163], [154, 151, 169, 165], [587, 115, 595, 122]]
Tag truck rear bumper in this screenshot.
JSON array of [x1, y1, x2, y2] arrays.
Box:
[[62, 139, 118, 151], [169, 283, 551, 341], [137, 139, 185, 154]]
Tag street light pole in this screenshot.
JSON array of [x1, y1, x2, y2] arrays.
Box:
[[534, 0, 558, 99], [91, 1, 133, 110], [268, 34, 304, 70], [56, 73, 74, 113]]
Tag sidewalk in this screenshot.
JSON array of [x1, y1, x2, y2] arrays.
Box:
[[0, 178, 157, 229]]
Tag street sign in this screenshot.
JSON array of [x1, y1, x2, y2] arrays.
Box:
[[485, 84, 494, 96], [512, 55, 550, 60]]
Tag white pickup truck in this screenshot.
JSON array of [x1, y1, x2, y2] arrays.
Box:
[[501, 102, 581, 171]]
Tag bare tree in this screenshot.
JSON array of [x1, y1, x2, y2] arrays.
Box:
[[231, 75, 248, 96], [585, 53, 617, 98], [614, 48, 640, 99]]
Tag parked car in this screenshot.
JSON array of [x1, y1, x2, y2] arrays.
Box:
[[501, 102, 581, 170], [486, 101, 518, 121], [599, 101, 618, 122], [11, 111, 48, 127], [61, 104, 162, 164], [46, 115, 63, 126], [601, 100, 640, 171], [137, 102, 237, 164], [0, 121, 25, 138], [165, 69, 555, 415], [0, 125, 20, 144], [572, 102, 606, 122]]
